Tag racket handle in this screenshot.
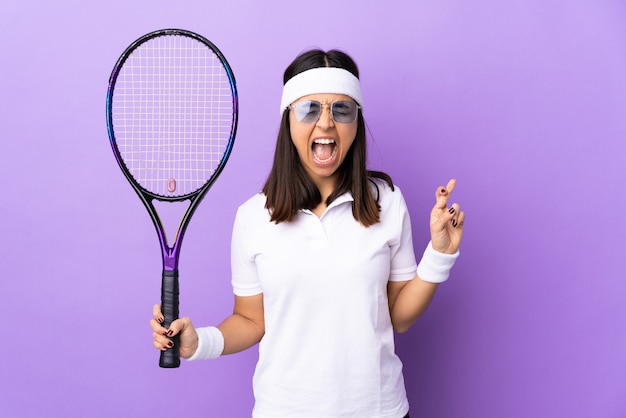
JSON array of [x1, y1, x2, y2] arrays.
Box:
[[159, 269, 180, 368]]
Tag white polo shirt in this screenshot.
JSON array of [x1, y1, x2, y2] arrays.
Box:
[[231, 180, 417, 418]]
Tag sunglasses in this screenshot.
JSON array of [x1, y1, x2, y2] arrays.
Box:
[[288, 100, 360, 124]]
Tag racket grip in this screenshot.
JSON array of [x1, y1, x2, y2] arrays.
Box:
[[159, 269, 180, 368]]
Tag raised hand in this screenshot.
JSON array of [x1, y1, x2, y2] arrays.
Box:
[[429, 179, 465, 254]]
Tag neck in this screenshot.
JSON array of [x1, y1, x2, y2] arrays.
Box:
[[313, 176, 338, 204]]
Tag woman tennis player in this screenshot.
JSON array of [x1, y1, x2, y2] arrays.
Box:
[[150, 49, 465, 418]]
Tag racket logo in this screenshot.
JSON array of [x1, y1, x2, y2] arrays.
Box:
[[167, 178, 177, 193]]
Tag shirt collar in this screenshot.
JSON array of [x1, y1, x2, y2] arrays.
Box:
[[301, 191, 354, 215]]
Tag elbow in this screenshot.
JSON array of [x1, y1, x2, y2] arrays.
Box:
[[392, 320, 413, 334]]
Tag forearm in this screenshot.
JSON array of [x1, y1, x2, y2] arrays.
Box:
[[218, 293, 265, 355], [186, 313, 264, 361], [187, 294, 265, 360], [217, 313, 265, 355], [389, 240, 460, 332], [389, 277, 439, 333]]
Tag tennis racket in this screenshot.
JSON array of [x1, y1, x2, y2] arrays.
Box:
[[106, 29, 238, 368]]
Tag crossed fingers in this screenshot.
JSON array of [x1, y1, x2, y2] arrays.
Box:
[[435, 179, 465, 229]]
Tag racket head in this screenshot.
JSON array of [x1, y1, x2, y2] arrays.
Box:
[[106, 29, 238, 202]]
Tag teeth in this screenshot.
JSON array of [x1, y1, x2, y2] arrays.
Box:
[[314, 148, 337, 163], [314, 139, 336, 145]]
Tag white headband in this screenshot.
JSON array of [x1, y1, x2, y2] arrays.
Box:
[[280, 67, 363, 115]]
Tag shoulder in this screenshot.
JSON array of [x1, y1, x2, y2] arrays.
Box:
[[368, 177, 406, 208], [235, 193, 271, 224], [239, 192, 267, 209]]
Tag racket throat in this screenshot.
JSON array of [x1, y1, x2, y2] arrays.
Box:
[[151, 200, 189, 270]]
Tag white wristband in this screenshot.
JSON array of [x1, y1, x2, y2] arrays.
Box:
[[416, 241, 459, 283], [186, 326, 224, 361]]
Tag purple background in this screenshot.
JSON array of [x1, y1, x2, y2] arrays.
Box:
[[1, 1, 625, 417]]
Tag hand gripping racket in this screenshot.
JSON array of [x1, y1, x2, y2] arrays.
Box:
[[106, 29, 238, 368]]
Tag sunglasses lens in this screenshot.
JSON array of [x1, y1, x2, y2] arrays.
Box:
[[291, 100, 359, 123], [331, 101, 358, 123], [294, 101, 321, 123]]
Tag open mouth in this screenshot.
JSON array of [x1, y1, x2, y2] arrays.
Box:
[[312, 138, 337, 163]]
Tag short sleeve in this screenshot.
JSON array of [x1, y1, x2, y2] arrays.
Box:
[[230, 208, 263, 296], [388, 188, 418, 282]]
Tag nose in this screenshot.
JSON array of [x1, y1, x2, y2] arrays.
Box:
[[316, 103, 335, 129]]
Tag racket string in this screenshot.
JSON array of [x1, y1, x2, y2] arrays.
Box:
[[111, 34, 235, 197]]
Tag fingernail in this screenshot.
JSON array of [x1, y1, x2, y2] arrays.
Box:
[[449, 207, 455, 214], [167, 330, 174, 337], [167, 341, 174, 348], [440, 188, 447, 195], [158, 317, 164, 323], [451, 220, 458, 227]]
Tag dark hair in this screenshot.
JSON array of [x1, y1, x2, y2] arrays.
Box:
[[262, 49, 393, 227]]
